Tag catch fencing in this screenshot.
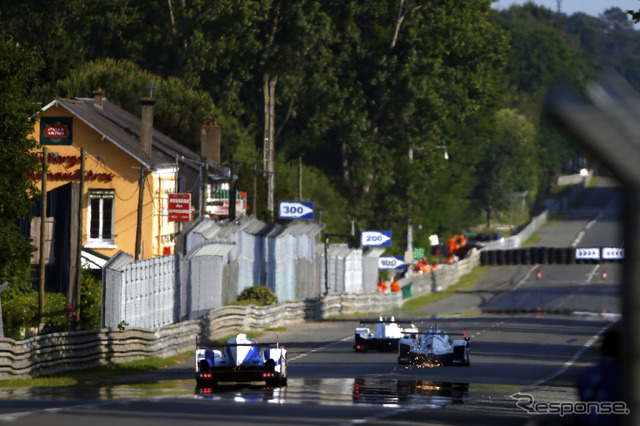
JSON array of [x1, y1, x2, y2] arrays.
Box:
[[103, 215, 374, 330]]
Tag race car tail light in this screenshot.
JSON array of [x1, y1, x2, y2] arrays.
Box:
[[463, 330, 466, 338], [263, 372, 274, 378], [356, 345, 361, 350], [203, 373, 212, 378]]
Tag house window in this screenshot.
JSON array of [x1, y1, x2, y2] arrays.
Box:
[[152, 166, 178, 256], [88, 189, 115, 246]]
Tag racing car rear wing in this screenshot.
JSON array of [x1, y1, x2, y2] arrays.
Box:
[[196, 335, 260, 349], [412, 329, 469, 338], [357, 317, 417, 325], [196, 336, 283, 350]]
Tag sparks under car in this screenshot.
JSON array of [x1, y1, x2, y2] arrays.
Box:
[[195, 333, 287, 387], [354, 317, 419, 352], [397, 324, 470, 366]]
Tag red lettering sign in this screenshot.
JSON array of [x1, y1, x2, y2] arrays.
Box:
[[44, 125, 68, 138], [27, 170, 115, 183], [168, 193, 192, 221]]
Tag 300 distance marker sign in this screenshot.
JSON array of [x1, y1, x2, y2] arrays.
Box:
[[278, 201, 314, 219]]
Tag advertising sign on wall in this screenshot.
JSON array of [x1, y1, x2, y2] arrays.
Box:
[[40, 117, 73, 146], [168, 193, 192, 221], [206, 190, 247, 217]]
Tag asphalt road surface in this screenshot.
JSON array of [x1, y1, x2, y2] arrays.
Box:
[[0, 177, 623, 425]]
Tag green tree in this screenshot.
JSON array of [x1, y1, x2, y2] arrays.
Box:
[[493, 3, 592, 196], [0, 28, 42, 300], [474, 108, 538, 227], [34, 58, 218, 154], [342, 0, 509, 246], [0, 0, 186, 85], [2, 1, 599, 258]]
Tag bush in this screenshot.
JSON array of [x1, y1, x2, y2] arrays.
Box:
[[40, 292, 71, 335], [237, 285, 278, 306], [2, 291, 38, 339], [79, 268, 102, 330], [2, 291, 69, 339], [1, 268, 103, 339]]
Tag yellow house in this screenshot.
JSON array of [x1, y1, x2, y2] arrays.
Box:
[[30, 89, 231, 293]]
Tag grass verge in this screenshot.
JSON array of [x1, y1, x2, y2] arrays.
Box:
[[400, 265, 492, 315]]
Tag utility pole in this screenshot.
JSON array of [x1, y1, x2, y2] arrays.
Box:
[[406, 145, 414, 267], [0, 282, 8, 338], [135, 167, 147, 261], [298, 156, 302, 201], [39, 147, 48, 331], [200, 161, 209, 218], [75, 148, 85, 326], [263, 75, 277, 221], [229, 156, 236, 221], [253, 163, 258, 215]]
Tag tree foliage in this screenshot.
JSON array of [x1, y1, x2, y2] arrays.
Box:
[[473, 109, 538, 227], [0, 1, 635, 260], [0, 27, 42, 298]]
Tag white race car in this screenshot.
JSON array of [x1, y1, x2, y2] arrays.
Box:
[[398, 324, 470, 366], [195, 333, 287, 387], [354, 316, 419, 352]]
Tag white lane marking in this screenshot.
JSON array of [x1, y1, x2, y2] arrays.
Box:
[[289, 335, 352, 362], [339, 405, 437, 425], [529, 324, 612, 388], [515, 266, 539, 289], [571, 213, 603, 247], [548, 264, 601, 311], [0, 400, 127, 423], [585, 264, 600, 283], [471, 320, 507, 339]]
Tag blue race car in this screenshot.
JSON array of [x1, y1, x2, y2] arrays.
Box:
[[398, 324, 470, 366], [195, 333, 287, 387], [354, 316, 419, 352]]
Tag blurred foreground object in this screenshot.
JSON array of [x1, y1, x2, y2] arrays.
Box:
[[546, 71, 640, 426]]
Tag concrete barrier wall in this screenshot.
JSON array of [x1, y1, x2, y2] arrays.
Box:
[[0, 292, 403, 381], [398, 250, 480, 296]]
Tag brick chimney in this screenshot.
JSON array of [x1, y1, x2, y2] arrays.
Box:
[[93, 88, 104, 110], [140, 97, 156, 158], [201, 116, 221, 164]]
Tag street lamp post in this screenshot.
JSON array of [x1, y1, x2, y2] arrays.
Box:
[[406, 142, 449, 264], [406, 145, 414, 258]]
